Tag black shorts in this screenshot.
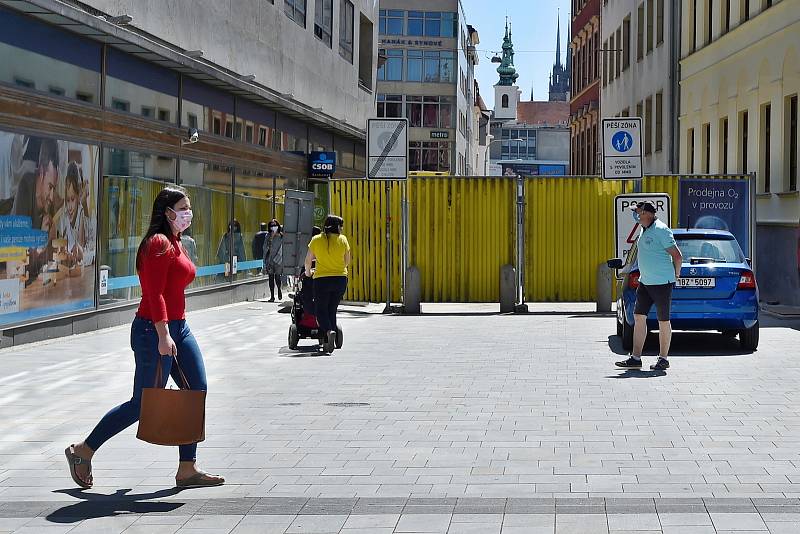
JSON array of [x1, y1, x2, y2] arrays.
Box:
[[634, 283, 674, 321]]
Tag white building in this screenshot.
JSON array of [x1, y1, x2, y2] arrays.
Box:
[[679, 0, 799, 304], [601, 0, 677, 173]]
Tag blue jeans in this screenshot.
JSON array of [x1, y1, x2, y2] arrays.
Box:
[[86, 317, 208, 461]]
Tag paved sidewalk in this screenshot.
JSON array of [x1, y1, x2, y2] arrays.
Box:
[[1, 302, 799, 533]]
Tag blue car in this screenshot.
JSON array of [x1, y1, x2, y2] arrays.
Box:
[[608, 229, 759, 351]]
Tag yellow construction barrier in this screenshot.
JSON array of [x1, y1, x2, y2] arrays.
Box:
[[331, 174, 749, 303]]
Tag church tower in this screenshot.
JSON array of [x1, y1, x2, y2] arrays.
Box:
[[494, 19, 521, 121], [548, 13, 570, 102]]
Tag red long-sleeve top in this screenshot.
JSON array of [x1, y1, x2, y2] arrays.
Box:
[[136, 233, 196, 323]]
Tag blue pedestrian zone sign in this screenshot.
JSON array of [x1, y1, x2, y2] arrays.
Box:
[[602, 117, 643, 180], [612, 131, 634, 152]]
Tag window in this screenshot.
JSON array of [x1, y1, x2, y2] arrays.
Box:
[[259, 127, 267, 146], [187, 114, 198, 129], [762, 102, 771, 192], [615, 28, 622, 77], [377, 48, 402, 81], [647, 0, 655, 53], [141, 106, 155, 119], [245, 124, 254, 144], [645, 97, 653, 155], [502, 94, 509, 108], [622, 107, 630, 117], [691, 0, 698, 51], [407, 11, 423, 36], [111, 98, 130, 112], [657, 0, 664, 44], [225, 120, 233, 138], [379, 9, 403, 35], [602, 39, 609, 86], [720, 116, 729, 174], [636, 101, 643, 121], [158, 109, 170, 122], [409, 141, 451, 172], [76, 92, 94, 103], [284, 0, 306, 26], [637, 3, 645, 60], [623, 17, 631, 70], [339, 0, 354, 62], [314, 0, 333, 46], [377, 94, 403, 118], [183, 77, 235, 137], [609, 33, 616, 82], [702, 122, 710, 173], [106, 48, 179, 124], [688, 128, 695, 173], [788, 94, 798, 191], [49, 86, 65, 96], [403, 95, 453, 128], [655, 91, 663, 152], [425, 12, 442, 37], [358, 13, 374, 90], [213, 117, 222, 135], [740, 109, 749, 173], [407, 50, 423, 81], [742, 0, 750, 22], [706, 0, 713, 45]]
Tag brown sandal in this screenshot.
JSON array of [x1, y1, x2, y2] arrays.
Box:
[[175, 471, 225, 488], [64, 445, 92, 489]]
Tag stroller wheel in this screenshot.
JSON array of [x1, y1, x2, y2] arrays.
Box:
[[335, 326, 343, 350], [288, 324, 299, 350]]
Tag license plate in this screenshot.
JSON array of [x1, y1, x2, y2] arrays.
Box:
[[677, 277, 716, 288]]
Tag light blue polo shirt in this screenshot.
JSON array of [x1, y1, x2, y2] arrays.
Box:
[[636, 218, 678, 286]]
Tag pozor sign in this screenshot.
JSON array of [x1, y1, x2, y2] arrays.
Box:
[[602, 117, 643, 180], [309, 151, 336, 177], [615, 193, 672, 261]]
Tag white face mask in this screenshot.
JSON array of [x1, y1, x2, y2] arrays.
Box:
[[168, 207, 193, 233], [270, 226, 279, 233]]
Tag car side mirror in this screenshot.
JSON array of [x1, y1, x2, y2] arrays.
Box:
[[607, 258, 624, 270]]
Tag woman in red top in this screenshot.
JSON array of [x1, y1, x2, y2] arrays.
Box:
[[64, 187, 224, 489]]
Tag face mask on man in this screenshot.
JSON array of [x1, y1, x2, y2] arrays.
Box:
[[168, 207, 193, 233], [270, 226, 278, 233], [631, 210, 641, 223]]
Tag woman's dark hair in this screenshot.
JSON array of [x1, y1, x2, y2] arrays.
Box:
[[268, 218, 283, 234], [229, 218, 242, 233], [323, 214, 344, 251], [311, 226, 322, 237], [135, 187, 187, 271], [65, 162, 80, 197]]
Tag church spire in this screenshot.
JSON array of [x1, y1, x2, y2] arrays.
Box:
[[496, 17, 519, 86], [556, 9, 561, 67]]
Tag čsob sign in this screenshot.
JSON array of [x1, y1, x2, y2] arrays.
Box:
[[309, 151, 336, 177]]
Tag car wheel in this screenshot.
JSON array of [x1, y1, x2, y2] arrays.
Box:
[[335, 326, 343, 350], [621, 316, 634, 351], [288, 324, 299, 350], [739, 321, 759, 351]]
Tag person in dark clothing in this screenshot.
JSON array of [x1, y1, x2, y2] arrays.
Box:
[[252, 222, 269, 274]]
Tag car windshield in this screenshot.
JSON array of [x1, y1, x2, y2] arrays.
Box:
[[676, 236, 745, 263]]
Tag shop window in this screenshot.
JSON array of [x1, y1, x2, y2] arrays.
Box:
[[178, 160, 233, 288], [100, 147, 175, 306]]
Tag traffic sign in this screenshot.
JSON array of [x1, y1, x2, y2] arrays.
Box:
[[614, 193, 671, 261], [367, 118, 408, 179], [602, 117, 643, 180]]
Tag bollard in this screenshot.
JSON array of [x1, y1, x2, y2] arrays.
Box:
[[596, 262, 613, 313], [500, 264, 516, 313], [404, 265, 422, 314]]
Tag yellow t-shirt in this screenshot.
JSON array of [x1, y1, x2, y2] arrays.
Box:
[[309, 233, 350, 278]]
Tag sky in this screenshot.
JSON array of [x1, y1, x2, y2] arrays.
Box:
[[461, 0, 572, 110]]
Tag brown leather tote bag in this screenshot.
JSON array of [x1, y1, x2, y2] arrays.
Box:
[[137, 357, 206, 446]]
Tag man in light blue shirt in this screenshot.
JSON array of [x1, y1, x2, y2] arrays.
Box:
[[616, 201, 683, 371]]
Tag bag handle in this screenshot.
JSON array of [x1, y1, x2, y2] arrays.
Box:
[[153, 355, 191, 389]]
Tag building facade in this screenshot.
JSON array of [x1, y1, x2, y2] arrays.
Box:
[[570, 0, 601, 175], [488, 20, 571, 176], [376, 0, 478, 175], [678, 0, 799, 304], [601, 0, 679, 173], [0, 0, 378, 345]]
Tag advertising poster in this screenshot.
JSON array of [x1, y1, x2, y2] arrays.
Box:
[[0, 131, 98, 327], [678, 178, 751, 257]]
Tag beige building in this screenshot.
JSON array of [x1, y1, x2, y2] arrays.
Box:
[[679, 0, 799, 304]]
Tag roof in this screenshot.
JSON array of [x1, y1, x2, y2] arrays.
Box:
[[516, 101, 569, 126]]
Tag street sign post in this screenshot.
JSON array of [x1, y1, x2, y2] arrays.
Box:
[[367, 118, 408, 180], [602, 117, 643, 180], [614, 193, 671, 262]]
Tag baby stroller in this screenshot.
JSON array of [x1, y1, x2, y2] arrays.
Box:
[[288, 272, 343, 351]]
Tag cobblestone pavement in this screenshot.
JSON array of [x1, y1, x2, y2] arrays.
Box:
[[1, 301, 799, 533]]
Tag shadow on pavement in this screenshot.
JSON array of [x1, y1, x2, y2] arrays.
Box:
[[46, 488, 185, 523], [607, 332, 756, 357], [606, 368, 668, 379], [279, 346, 323, 357]]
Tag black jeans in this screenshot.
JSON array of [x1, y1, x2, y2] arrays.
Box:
[[313, 276, 348, 333], [268, 274, 282, 299]]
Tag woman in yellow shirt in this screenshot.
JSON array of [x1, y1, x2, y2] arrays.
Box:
[[305, 215, 351, 353]]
